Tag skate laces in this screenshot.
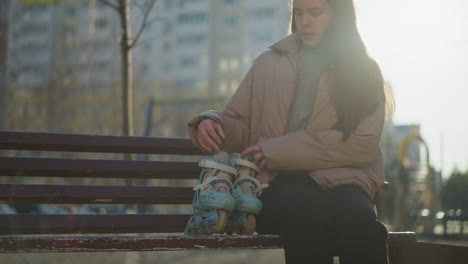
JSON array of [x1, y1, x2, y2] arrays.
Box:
[[193, 159, 237, 193], [233, 176, 269, 195], [232, 158, 269, 195]]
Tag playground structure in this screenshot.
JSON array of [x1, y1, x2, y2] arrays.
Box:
[[392, 130, 444, 234]]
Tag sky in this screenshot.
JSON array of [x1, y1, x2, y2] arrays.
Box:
[[354, 0, 468, 177]]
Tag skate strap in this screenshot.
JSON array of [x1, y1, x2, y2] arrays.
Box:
[[199, 159, 238, 176], [233, 158, 260, 173], [193, 176, 234, 192], [233, 176, 269, 195]]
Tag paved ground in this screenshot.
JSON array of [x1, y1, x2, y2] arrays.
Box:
[[3, 249, 286, 264]]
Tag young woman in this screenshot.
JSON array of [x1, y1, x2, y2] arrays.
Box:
[[188, 0, 394, 263]]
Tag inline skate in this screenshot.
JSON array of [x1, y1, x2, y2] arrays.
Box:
[[225, 153, 267, 235], [184, 151, 237, 235]]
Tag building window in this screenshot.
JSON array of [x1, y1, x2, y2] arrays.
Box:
[[163, 21, 172, 34], [246, 8, 275, 20], [176, 79, 198, 90], [224, 16, 238, 27], [222, 37, 236, 46], [219, 59, 228, 72], [178, 13, 207, 24], [180, 0, 205, 5], [162, 42, 171, 52], [229, 58, 239, 71], [96, 18, 108, 28], [163, 63, 172, 73], [144, 43, 152, 53], [223, 0, 237, 5], [164, 0, 173, 9], [142, 64, 151, 77], [64, 6, 77, 16], [177, 34, 206, 46], [219, 81, 228, 93], [180, 56, 199, 68], [249, 31, 273, 42]]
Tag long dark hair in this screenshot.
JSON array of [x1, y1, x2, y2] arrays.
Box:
[[290, 0, 394, 140]]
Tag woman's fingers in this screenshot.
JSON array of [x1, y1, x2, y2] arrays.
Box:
[[198, 128, 220, 152], [259, 159, 266, 169], [241, 146, 266, 168], [197, 119, 223, 152], [197, 131, 212, 152], [205, 123, 222, 145], [241, 145, 260, 158], [254, 152, 265, 164], [198, 138, 212, 153], [213, 123, 225, 140]]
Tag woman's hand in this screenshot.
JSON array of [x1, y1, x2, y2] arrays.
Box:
[[197, 119, 225, 153], [241, 145, 266, 169]]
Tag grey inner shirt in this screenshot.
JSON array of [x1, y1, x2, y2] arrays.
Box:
[[287, 43, 331, 133]]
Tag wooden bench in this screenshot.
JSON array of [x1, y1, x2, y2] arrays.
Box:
[[0, 131, 418, 263]]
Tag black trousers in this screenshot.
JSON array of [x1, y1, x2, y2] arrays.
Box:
[[256, 173, 388, 264]]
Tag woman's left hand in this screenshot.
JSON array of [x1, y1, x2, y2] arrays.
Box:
[[241, 145, 266, 169]]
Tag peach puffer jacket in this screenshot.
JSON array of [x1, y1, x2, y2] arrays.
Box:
[[188, 33, 386, 198]]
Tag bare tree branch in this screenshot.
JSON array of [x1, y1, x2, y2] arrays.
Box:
[[145, 15, 161, 27], [98, 0, 119, 12], [131, 0, 145, 12], [130, 35, 157, 49], [129, 0, 156, 49]]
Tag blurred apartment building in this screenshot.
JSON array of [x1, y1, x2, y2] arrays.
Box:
[[132, 0, 290, 136], [5, 0, 121, 134], [4, 0, 291, 136], [134, 0, 290, 95]]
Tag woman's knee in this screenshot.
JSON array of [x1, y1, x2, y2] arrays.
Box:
[[327, 185, 377, 225], [258, 183, 328, 231], [281, 185, 326, 214], [261, 182, 325, 210]]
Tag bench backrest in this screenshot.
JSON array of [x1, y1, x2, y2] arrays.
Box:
[[0, 131, 203, 235]]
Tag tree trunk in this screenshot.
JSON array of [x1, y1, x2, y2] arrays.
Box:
[[118, 0, 133, 189], [118, 0, 133, 138]]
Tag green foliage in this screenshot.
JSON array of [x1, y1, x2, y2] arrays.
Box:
[[445, 168, 468, 191], [441, 168, 468, 209]]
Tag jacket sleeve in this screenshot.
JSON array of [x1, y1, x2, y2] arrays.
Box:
[[258, 103, 385, 171], [187, 67, 254, 153]]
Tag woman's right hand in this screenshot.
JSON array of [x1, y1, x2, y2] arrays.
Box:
[[197, 119, 225, 152]]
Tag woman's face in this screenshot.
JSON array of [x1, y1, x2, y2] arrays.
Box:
[[294, 0, 332, 47]]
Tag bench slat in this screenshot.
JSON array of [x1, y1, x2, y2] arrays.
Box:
[[0, 131, 201, 155], [0, 214, 191, 234], [0, 157, 200, 179], [0, 233, 415, 253], [0, 184, 194, 204], [0, 234, 283, 253]]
